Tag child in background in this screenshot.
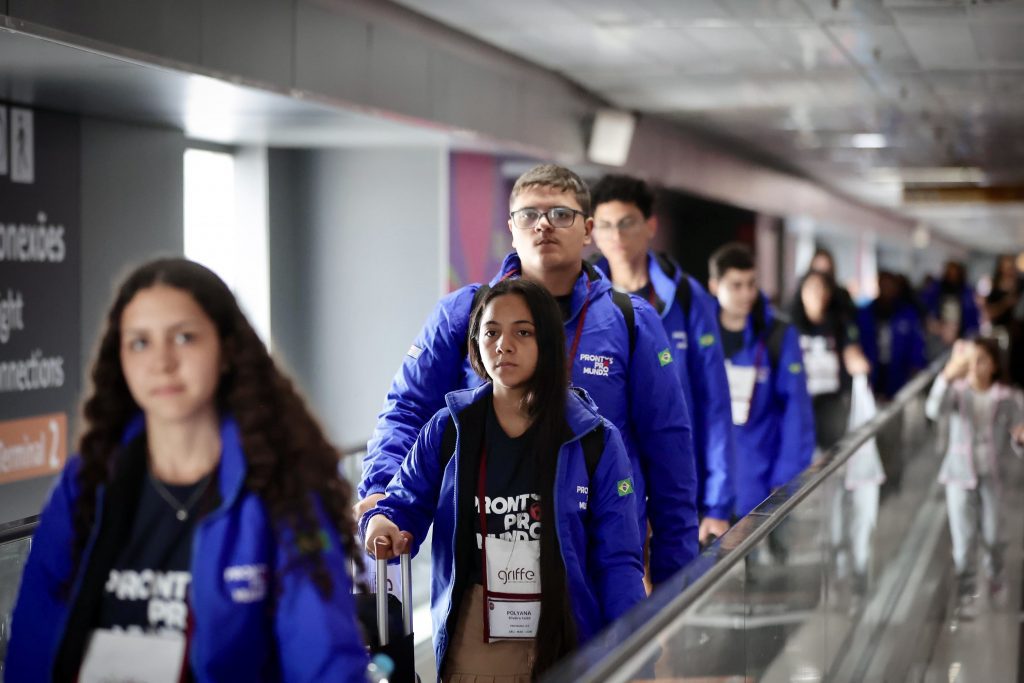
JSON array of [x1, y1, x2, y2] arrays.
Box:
[[926, 338, 1024, 603]]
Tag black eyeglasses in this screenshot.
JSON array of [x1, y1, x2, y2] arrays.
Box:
[[509, 207, 586, 230]]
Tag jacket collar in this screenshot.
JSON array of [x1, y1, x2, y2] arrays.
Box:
[[590, 251, 678, 319], [444, 383, 602, 440], [491, 252, 612, 324], [118, 413, 247, 510]]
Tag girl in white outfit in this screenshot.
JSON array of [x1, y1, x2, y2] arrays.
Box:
[[925, 338, 1024, 599]]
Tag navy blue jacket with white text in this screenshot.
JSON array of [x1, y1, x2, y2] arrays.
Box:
[[361, 383, 646, 676], [715, 299, 816, 517], [857, 300, 927, 400], [7, 416, 368, 683], [362, 252, 699, 583], [593, 252, 735, 520]]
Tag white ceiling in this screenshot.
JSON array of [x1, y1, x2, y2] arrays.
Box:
[[392, 0, 1024, 253], [0, 25, 451, 148]]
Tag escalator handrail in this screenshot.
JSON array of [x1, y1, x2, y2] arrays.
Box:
[[0, 515, 40, 546], [541, 355, 947, 683]]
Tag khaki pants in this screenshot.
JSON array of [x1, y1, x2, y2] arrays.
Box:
[[443, 585, 535, 683]]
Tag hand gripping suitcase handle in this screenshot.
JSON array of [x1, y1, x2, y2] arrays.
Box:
[[374, 537, 413, 646]]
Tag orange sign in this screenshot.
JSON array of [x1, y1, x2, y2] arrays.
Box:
[[0, 412, 67, 484]]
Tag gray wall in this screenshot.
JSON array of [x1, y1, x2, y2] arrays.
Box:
[[268, 147, 445, 451], [79, 117, 185, 375]]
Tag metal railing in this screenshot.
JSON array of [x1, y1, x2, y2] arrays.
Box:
[[542, 356, 946, 683], [0, 518, 39, 548]]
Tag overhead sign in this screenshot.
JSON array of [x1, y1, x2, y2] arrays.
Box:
[[0, 104, 80, 485]]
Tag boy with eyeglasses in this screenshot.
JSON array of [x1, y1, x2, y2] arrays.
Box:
[[358, 164, 699, 587], [590, 174, 734, 547], [708, 243, 815, 520]]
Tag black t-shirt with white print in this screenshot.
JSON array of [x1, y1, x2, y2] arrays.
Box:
[[470, 399, 542, 585], [95, 442, 216, 636]]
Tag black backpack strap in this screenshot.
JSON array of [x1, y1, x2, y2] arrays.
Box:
[[764, 318, 788, 370], [610, 290, 637, 357], [675, 274, 692, 318], [654, 252, 692, 317], [580, 425, 604, 483]]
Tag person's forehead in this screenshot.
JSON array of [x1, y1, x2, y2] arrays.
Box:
[[593, 200, 642, 219], [722, 268, 756, 281], [511, 184, 581, 210]]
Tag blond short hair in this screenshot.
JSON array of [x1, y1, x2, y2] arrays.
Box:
[[509, 164, 591, 215]]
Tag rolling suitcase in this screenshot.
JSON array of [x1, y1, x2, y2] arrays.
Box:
[[354, 546, 417, 683]]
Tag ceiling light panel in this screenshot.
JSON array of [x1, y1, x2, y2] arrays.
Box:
[[391, 0, 579, 31], [825, 24, 919, 69], [755, 26, 851, 70], [718, 0, 815, 24], [970, 23, 1024, 65], [898, 22, 979, 69], [678, 25, 791, 70], [799, 0, 895, 24], [558, 0, 659, 26]]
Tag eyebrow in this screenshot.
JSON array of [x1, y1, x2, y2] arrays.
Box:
[[122, 320, 203, 335], [483, 319, 535, 326]]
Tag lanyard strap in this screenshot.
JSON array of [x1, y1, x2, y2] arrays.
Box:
[[567, 277, 592, 366], [743, 341, 766, 415], [645, 282, 658, 308]]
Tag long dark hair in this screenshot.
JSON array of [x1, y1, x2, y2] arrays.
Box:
[[73, 258, 358, 598], [467, 278, 577, 678], [790, 269, 835, 331]]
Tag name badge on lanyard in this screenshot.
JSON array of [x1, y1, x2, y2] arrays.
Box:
[[482, 536, 542, 640], [478, 446, 542, 642], [801, 335, 840, 396], [79, 629, 186, 683], [725, 360, 757, 426]]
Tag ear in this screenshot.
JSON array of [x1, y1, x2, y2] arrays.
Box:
[[582, 216, 593, 246], [708, 278, 719, 296], [646, 215, 658, 240]]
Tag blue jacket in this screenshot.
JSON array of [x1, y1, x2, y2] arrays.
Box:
[[7, 416, 368, 683], [361, 383, 645, 676], [363, 252, 698, 583], [715, 299, 816, 517], [593, 252, 735, 520], [857, 301, 926, 400], [921, 282, 980, 337]]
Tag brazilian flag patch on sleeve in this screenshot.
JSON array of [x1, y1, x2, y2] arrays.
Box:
[[788, 362, 803, 374], [658, 348, 673, 366], [699, 333, 716, 348], [617, 478, 635, 496]]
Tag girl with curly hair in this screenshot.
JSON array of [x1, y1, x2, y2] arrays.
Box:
[[6, 258, 368, 682], [362, 278, 645, 682]]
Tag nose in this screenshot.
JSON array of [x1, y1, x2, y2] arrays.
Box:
[[496, 333, 515, 354], [534, 214, 555, 232], [152, 341, 177, 372]]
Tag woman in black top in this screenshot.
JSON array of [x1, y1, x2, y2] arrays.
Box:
[[790, 270, 870, 449], [984, 254, 1023, 387]]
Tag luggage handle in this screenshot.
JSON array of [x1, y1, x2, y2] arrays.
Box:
[[374, 535, 413, 646]]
